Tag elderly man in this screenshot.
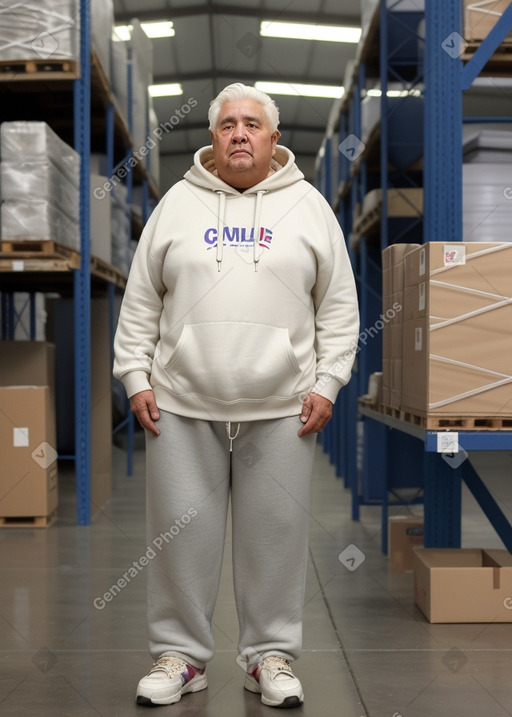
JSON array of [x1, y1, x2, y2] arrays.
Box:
[[114, 82, 359, 709]]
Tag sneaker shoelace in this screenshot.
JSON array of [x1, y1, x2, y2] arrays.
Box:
[[150, 656, 188, 678], [259, 656, 294, 678]]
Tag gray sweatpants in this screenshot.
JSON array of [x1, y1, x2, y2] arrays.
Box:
[[145, 410, 317, 670]]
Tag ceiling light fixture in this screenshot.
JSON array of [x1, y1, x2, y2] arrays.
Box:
[[141, 21, 175, 39], [149, 83, 183, 97], [366, 89, 422, 97], [260, 21, 361, 43], [114, 21, 175, 41], [255, 81, 344, 99]]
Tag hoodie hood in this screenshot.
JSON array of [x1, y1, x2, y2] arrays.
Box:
[[184, 145, 305, 271], [184, 145, 305, 195]]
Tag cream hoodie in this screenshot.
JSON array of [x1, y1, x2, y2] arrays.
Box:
[[113, 145, 359, 421]]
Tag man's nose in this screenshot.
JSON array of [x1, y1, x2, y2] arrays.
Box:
[[232, 124, 247, 142]]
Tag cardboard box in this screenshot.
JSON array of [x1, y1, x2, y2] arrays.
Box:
[[381, 244, 420, 409], [0, 387, 57, 519], [464, 0, 512, 43], [402, 242, 512, 417], [383, 243, 421, 297], [414, 548, 512, 623], [0, 341, 55, 399], [388, 516, 424, 571]]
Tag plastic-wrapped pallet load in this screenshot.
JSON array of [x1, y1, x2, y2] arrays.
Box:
[[0, 1, 79, 63], [462, 130, 512, 243], [129, 20, 153, 159], [91, 0, 114, 81], [1, 199, 79, 250], [111, 36, 129, 122], [1, 160, 79, 216], [463, 164, 512, 242], [0, 121, 79, 183], [0, 121, 80, 251], [111, 184, 131, 277]]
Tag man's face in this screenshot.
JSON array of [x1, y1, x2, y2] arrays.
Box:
[[210, 98, 280, 189]]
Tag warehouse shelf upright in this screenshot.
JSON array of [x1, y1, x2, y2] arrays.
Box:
[[318, 0, 512, 551], [0, 1, 158, 524], [73, 0, 92, 525]]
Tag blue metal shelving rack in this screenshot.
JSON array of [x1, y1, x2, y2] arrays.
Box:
[[0, 0, 157, 524], [318, 0, 512, 551], [73, 0, 92, 524]]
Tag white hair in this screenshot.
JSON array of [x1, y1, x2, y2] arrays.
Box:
[[208, 82, 280, 131]]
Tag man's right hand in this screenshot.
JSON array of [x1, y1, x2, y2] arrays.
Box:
[[130, 390, 161, 436]]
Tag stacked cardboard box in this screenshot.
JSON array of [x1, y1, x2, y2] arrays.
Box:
[[0, 342, 58, 523], [401, 242, 512, 419], [381, 243, 419, 408], [464, 0, 512, 44]]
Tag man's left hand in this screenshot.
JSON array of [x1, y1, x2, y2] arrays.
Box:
[[298, 392, 333, 436]]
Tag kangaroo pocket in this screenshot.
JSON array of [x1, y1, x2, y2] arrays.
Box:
[[162, 322, 302, 402]]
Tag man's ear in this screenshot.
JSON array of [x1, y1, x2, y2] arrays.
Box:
[[271, 130, 280, 155]]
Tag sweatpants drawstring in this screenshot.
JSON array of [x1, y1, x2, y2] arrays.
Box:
[[225, 422, 240, 452]]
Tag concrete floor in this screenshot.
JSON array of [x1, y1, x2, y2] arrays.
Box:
[[1, 437, 512, 716]]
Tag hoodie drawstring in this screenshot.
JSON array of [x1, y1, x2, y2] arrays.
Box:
[[216, 191, 226, 272], [215, 189, 267, 272], [252, 190, 266, 272], [225, 421, 240, 452]]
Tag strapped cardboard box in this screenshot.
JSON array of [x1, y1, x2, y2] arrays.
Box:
[[464, 1, 512, 44], [401, 242, 512, 418]]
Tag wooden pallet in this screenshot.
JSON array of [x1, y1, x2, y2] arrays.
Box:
[[91, 255, 127, 288], [0, 239, 80, 271], [0, 509, 57, 529], [383, 407, 512, 431], [1, 239, 77, 257], [0, 58, 79, 81], [380, 404, 402, 420]]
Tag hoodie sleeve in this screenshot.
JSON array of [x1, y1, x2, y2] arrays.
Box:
[[310, 196, 360, 404], [113, 199, 167, 398]]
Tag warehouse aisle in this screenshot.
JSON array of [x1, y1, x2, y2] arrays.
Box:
[[1, 437, 512, 716]]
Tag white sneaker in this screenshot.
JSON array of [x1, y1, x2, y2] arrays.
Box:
[[244, 655, 304, 708], [136, 656, 207, 706]]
